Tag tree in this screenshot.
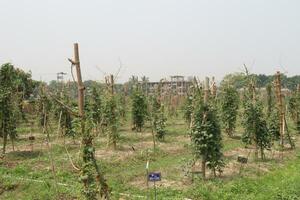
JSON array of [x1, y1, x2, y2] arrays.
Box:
[[266, 83, 274, 116], [242, 83, 272, 160], [268, 108, 280, 141], [103, 93, 119, 149], [55, 91, 75, 141], [151, 96, 167, 141], [87, 85, 104, 131], [219, 85, 239, 137], [183, 95, 193, 127], [265, 83, 280, 141], [191, 100, 224, 177], [0, 63, 33, 154], [101, 75, 120, 150], [131, 87, 148, 132], [288, 89, 300, 134], [190, 78, 224, 178]]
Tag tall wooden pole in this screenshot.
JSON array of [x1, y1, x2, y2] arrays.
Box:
[[70, 43, 110, 199], [73, 43, 85, 118], [110, 74, 114, 95], [204, 77, 209, 103], [211, 77, 217, 98], [110, 74, 117, 150], [275, 71, 284, 149], [201, 77, 210, 179]]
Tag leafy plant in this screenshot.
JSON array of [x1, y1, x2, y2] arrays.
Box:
[[190, 92, 224, 178], [0, 63, 33, 154], [288, 90, 300, 134], [102, 92, 119, 149], [131, 87, 148, 132], [219, 85, 239, 137], [183, 95, 194, 127], [242, 84, 272, 159]]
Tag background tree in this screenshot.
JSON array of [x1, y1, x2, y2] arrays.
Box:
[[183, 94, 193, 127], [131, 86, 148, 132], [152, 98, 167, 141], [219, 85, 239, 137]]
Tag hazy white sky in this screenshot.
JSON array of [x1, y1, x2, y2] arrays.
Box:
[[0, 0, 299, 83]]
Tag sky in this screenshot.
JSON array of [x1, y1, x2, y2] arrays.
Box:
[[0, 0, 299, 83]]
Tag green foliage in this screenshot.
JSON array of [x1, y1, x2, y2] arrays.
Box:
[[220, 86, 239, 137], [149, 94, 167, 141], [102, 93, 119, 148], [242, 87, 272, 159], [289, 91, 300, 134], [54, 91, 75, 138], [36, 86, 52, 129], [154, 104, 167, 141], [86, 86, 104, 127], [268, 108, 280, 141], [191, 98, 224, 175], [0, 63, 33, 154], [265, 83, 274, 116], [220, 73, 248, 89], [117, 90, 127, 121], [183, 95, 193, 126], [131, 88, 148, 132], [221, 72, 300, 90]]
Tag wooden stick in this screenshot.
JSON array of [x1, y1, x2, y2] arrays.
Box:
[[275, 71, 284, 149], [204, 77, 209, 103]]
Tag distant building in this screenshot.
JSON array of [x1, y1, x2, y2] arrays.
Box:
[[146, 75, 192, 96]]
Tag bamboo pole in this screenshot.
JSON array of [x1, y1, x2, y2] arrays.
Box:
[[110, 74, 117, 150], [275, 71, 284, 149], [73, 43, 85, 118], [204, 77, 209, 103], [69, 43, 110, 199], [201, 77, 210, 179], [211, 77, 217, 98]]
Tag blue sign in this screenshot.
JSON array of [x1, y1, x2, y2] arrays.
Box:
[[148, 172, 161, 182]]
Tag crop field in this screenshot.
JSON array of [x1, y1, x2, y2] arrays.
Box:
[[1, 44, 300, 200], [1, 114, 300, 200]]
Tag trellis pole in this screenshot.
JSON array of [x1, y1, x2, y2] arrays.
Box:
[[201, 77, 210, 179], [69, 43, 110, 199], [274, 71, 284, 149]]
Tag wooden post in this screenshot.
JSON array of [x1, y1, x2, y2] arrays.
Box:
[[250, 80, 259, 159], [211, 77, 217, 98], [275, 71, 284, 149], [201, 77, 210, 179], [73, 43, 85, 118], [110, 74, 117, 150], [69, 43, 110, 199], [204, 77, 209, 103], [110, 74, 114, 95]]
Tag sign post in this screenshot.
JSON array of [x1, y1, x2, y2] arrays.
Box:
[[148, 172, 161, 200], [146, 160, 149, 200]]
